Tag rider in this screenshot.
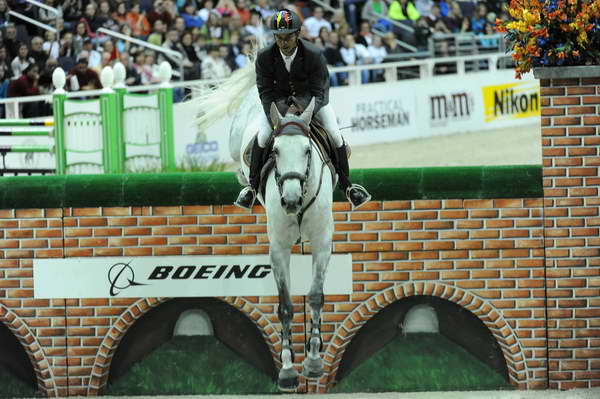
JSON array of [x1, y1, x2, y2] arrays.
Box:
[[235, 8, 371, 210]]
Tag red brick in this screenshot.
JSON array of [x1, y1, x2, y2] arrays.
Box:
[[568, 126, 596, 135], [568, 106, 596, 115], [552, 97, 580, 105]]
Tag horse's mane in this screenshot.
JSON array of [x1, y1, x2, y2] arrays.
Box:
[[192, 33, 267, 136]]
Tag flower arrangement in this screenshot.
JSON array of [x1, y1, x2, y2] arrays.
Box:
[[496, 0, 600, 78]]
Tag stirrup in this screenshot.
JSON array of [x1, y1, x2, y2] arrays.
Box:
[[234, 186, 256, 210], [346, 184, 371, 210]]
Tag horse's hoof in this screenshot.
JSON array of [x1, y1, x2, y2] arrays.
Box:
[[301, 356, 324, 379], [278, 367, 299, 391]]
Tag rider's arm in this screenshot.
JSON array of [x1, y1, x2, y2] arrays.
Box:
[[256, 50, 277, 120], [307, 52, 329, 115]]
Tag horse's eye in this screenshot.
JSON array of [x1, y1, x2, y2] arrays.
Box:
[[273, 148, 279, 156]]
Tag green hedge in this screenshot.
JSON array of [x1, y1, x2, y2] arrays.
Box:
[[0, 166, 542, 210]]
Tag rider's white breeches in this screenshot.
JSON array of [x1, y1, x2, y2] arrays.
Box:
[[257, 103, 344, 148]]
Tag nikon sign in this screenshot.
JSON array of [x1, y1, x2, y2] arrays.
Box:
[[33, 255, 352, 298]]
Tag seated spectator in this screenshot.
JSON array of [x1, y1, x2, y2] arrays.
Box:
[[460, 15, 471, 33], [148, 19, 167, 46], [388, 0, 420, 21], [198, 0, 216, 22], [471, 3, 487, 34], [0, 0, 10, 26], [254, 0, 275, 21], [367, 36, 387, 64], [324, 31, 347, 86], [243, 10, 266, 40], [127, 1, 152, 37], [181, 30, 202, 79], [57, 32, 76, 71], [414, 16, 432, 50], [383, 31, 403, 55], [234, 40, 252, 69], [236, 0, 251, 24], [11, 43, 34, 79], [340, 33, 370, 83], [63, 0, 84, 28], [38, 0, 63, 27], [147, 0, 174, 27], [3, 23, 20, 61], [355, 21, 374, 47], [140, 51, 160, 84], [200, 10, 228, 42], [0, 44, 12, 80], [303, 6, 332, 40], [7, 63, 40, 117], [161, 29, 190, 70], [116, 25, 135, 55], [216, 0, 236, 19], [83, 3, 104, 33], [445, 0, 464, 32], [427, 4, 452, 34], [94, 51, 111, 76], [101, 40, 119, 63], [73, 21, 89, 55], [29, 37, 48, 68], [67, 53, 102, 91], [97, 0, 119, 30], [82, 39, 102, 70], [182, 1, 204, 28], [38, 58, 58, 115], [119, 53, 142, 86], [368, 35, 387, 81], [361, 0, 388, 26], [201, 44, 231, 81], [113, 2, 129, 25]]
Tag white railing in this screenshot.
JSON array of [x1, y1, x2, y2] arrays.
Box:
[[0, 51, 512, 118]]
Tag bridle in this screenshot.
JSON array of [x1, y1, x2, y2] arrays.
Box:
[[272, 120, 326, 226]]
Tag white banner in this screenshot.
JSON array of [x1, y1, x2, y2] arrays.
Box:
[[33, 255, 352, 299], [329, 83, 418, 145], [173, 70, 540, 164]]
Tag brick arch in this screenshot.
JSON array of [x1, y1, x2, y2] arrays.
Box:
[[0, 303, 56, 397], [323, 282, 528, 391], [87, 296, 280, 395]]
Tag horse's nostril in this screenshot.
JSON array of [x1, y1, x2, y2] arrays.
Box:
[[281, 197, 286, 207]]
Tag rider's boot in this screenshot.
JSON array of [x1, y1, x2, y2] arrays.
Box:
[[336, 143, 371, 210], [234, 139, 265, 210]]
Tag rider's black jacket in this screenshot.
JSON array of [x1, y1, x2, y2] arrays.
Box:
[[256, 38, 330, 120]]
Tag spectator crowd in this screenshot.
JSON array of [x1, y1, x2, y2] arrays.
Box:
[[0, 0, 508, 116]]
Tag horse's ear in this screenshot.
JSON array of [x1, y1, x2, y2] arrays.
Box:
[[270, 102, 283, 128], [299, 97, 315, 126]]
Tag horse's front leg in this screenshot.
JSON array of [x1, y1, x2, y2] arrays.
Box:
[[302, 234, 331, 379], [271, 243, 299, 391]]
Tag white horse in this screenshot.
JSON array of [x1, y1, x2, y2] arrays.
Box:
[[195, 53, 334, 391]]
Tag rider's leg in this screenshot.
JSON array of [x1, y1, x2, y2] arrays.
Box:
[[234, 114, 272, 209], [314, 104, 371, 209]]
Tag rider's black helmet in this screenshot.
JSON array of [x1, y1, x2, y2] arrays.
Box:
[[270, 9, 301, 35]]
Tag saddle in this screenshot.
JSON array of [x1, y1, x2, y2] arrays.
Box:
[[242, 99, 350, 198]]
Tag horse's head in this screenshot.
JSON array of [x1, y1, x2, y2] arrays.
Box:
[[270, 98, 315, 216]]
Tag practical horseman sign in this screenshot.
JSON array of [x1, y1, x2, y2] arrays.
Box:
[[33, 255, 352, 298]]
